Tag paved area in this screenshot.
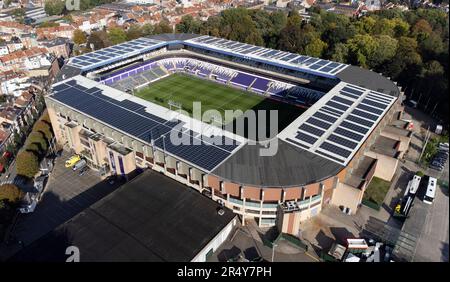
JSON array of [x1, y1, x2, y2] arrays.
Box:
[[208, 224, 318, 262], [408, 184, 449, 262], [0, 151, 122, 260]]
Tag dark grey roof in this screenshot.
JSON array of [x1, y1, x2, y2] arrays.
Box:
[[54, 64, 82, 82], [212, 139, 344, 187], [336, 65, 400, 97], [10, 170, 236, 262], [148, 33, 202, 42]]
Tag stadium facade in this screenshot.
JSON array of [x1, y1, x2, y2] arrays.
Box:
[[45, 34, 407, 233]]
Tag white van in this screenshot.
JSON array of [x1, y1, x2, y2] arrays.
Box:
[[72, 159, 87, 171]]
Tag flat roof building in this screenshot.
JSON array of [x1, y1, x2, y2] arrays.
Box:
[[11, 170, 237, 262]]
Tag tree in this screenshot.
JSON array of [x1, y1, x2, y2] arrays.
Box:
[[0, 184, 24, 203], [153, 21, 172, 34], [33, 121, 53, 142], [331, 43, 349, 63], [73, 29, 87, 45], [412, 19, 433, 36], [87, 30, 111, 50], [176, 15, 201, 34], [126, 25, 143, 41], [38, 21, 59, 28], [44, 0, 65, 16], [16, 151, 39, 179], [141, 24, 154, 36], [107, 27, 127, 45], [370, 35, 398, 69], [26, 132, 48, 155], [346, 34, 378, 68], [219, 8, 263, 45], [372, 18, 396, 37], [305, 38, 327, 58]]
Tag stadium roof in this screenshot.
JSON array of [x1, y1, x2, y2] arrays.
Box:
[[185, 35, 348, 77], [212, 139, 343, 187], [49, 75, 244, 172], [68, 37, 166, 70], [278, 81, 397, 166], [10, 170, 237, 262]]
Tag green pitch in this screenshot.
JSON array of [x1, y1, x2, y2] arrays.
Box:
[[134, 73, 265, 124]]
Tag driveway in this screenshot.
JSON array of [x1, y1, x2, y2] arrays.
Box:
[[0, 151, 122, 260]]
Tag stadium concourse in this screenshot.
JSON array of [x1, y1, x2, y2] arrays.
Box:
[[46, 33, 405, 234]]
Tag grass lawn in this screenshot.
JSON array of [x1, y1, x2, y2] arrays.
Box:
[[134, 74, 305, 130], [135, 73, 266, 124], [363, 177, 391, 208]]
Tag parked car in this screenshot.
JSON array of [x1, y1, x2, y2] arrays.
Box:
[[72, 159, 87, 171], [65, 155, 81, 168]]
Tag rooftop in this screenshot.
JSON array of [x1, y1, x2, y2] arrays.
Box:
[[370, 136, 399, 158], [11, 170, 236, 262]]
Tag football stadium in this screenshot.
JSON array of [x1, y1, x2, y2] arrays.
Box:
[[46, 33, 408, 232]]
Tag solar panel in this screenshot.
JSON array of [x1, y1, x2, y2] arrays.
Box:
[[346, 115, 374, 128], [367, 94, 391, 104], [319, 142, 351, 158], [326, 101, 349, 112], [342, 86, 364, 96], [340, 121, 369, 134], [351, 109, 378, 121], [331, 96, 353, 106], [362, 98, 388, 109], [356, 104, 383, 115], [51, 79, 236, 171], [322, 106, 344, 115], [334, 127, 364, 141], [295, 132, 318, 145], [313, 112, 338, 123], [299, 124, 325, 137], [306, 117, 332, 130], [339, 90, 359, 100], [327, 134, 358, 149]]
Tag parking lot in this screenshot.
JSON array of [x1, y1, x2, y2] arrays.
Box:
[[407, 183, 449, 262], [3, 151, 122, 259]]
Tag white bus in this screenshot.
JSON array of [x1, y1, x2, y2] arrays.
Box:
[[423, 177, 437, 205], [405, 174, 422, 196]]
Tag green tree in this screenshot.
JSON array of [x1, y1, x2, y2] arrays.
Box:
[[26, 132, 48, 154], [126, 25, 143, 41], [176, 15, 201, 34], [305, 38, 328, 58], [16, 151, 39, 179], [370, 35, 398, 69], [44, 0, 65, 16], [108, 27, 127, 45], [73, 29, 87, 45], [0, 184, 23, 203], [153, 21, 172, 34], [33, 121, 53, 142], [38, 21, 59, 28], [347, 34, 378, 68], [331, 43, 349, 63], [141, 23, 154, 36], [219, 8, 263, 45], [87, 30, 111, 50]]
